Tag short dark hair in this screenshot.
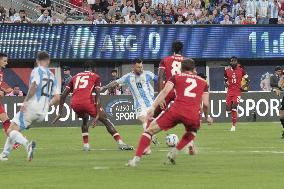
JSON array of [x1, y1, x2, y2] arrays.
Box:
[[230, 56, 238, 62], [84, 61, 95, 71], [0, 53, 7, 58], [19, 10, 25, 13], [111, 69, 118, 73], [37, 51, 50, 61], [275, 66, 283, 72], [172, 41, 183, 54], [181, 59, 195, 72], [132, 58, 143, 64]]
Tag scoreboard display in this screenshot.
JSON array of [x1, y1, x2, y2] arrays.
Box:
[[0, 24, 284, 60]]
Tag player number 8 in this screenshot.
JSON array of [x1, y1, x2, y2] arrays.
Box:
[[171, 61, 182, 76], [184, 78, 197, 97]]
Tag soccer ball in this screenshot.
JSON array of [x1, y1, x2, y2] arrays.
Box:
[[165, 134, 179, 147]]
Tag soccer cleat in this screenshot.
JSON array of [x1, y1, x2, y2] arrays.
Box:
[[118, 143, 134, 150], [83, 143, 90, 151], [188, 144, 196, 155], [27, 141, 36, 162], [0, 153, 8, 161], [151, 135, 159, 145], [230, 126, 236, 132], [126, 157, 140, 167], [281, 132, 284, 139], [165, 149, 177, 165]]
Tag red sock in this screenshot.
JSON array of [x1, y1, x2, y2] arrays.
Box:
[[176, 132, 195, 151], [3, 119, 10, 134], [113, 133, 122, 142], [82, 133, 89, 144], [135, 132, 152, 157], [232, 110, 237, 126]]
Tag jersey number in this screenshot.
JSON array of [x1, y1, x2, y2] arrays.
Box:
[[136, 82, 142, 88], [41, 78, 54, 97], [74, 76, 89, 89], [184, 78, 197, 97], [171, 61, 181, 76]]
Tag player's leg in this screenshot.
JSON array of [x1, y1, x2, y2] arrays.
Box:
[[279, 97, 284, 139], [81, 115, 90, 151], [226, 95, 235, 131], [97, 107, 133, 150], [230, 96, 240, 131], [127, 109, 177, 167], [1, 112, 36, 161]]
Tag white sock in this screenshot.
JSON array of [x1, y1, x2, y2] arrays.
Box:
[[9, 130, 29, 151], [117, 140, 124, 145], [133, 156, 140, 162], [2, 137, 15, 156]]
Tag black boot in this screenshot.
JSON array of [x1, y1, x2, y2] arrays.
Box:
[[281, 131, 284, 139]]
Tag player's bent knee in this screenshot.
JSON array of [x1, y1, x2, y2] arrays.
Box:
[[146, 121, 161, 135], [280, 110, 284, 119]]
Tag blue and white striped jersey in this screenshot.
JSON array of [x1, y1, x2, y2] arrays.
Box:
[[116, 71, 157, 109], [29, 66, 60, 112]]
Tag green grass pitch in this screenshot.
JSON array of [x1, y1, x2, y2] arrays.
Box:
[[1, 122, 284, 189]]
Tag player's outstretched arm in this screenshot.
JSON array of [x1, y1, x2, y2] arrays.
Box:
[[157, 68, 165, 93], [52, 87, 71, 124], [49, 94, 60, 107], [101, 81, 119, 93], [202, 92, 213, 125]]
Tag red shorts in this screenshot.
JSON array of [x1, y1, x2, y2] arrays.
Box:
[[71, 103, 97, 118], [154, 90, 176, 117], [156, 106, 200, 132], [0, 103, 6, 114], [226, 95, 241, 106]]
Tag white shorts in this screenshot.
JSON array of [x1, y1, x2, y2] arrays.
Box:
[[135, 106, 151, 118], [12, 106, 47, 130]]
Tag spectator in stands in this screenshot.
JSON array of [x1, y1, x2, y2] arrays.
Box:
[[0, 90, 4, 97], [242, 14, 256, 24], [122, 0, 135, 16], [100, 0, 110, 14], [116, 16, 125, 24], [62, 66, 72, 92], [164, 14, 173, 24], [108, 1, 121, 19], [39, 0, 52, 16], [92, 0, 103, 12], [216, 6, 229, 23], [138, 6, 151, 23], [231, 0, 241, 19], [36, 9, 52, 24], [269, 0, 281, 24], [176, 15, 184, 25], [234, 10, 245, 24], [114, 9, 123, 20], [246, 0, 257, 18], [257, 0, 269, 24], [152, 14, 163, 24], [127, 13, 137, 24], [220, 14, 232, 24], [137, 14, 147, 24], [109, 16, 117, 23], [108, 70, 122, 95], [135, 0, 144, 14], [13, 10, 32, 23], [270, 66, 283, 96], [278, 14, 284, 24], [6, 85, 24, 97], [93, 13, 108, 24], [185, 13, 196, 24]]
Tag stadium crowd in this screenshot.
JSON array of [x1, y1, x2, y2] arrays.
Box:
[[1, 0, 284, 24]]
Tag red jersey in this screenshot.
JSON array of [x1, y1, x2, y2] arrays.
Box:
[[224, 66, 246, 96], [159, 54, 185, 81], [169, 72, 208, 118], [67, 71, 101, 105]]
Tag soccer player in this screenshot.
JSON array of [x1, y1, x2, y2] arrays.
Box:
[[126, 59, 213, 167], [101, 58, 157, 154], [0, 51, 60, 161], [53, 62, 133, 151], [156, 41, 184, 113], [0, 53, 12, 134], [224, 56, 248, 132]]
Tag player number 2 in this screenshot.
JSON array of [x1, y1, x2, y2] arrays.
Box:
[[171, 61, 181, 76], [74, 76, 89, 89], [184, 78, 197, 97]]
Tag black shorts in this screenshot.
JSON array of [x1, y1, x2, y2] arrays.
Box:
[[281, 96, 284, 111]]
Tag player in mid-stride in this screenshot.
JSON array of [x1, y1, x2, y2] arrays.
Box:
[[0, 51, 60, 161], [126, 59, 213, 167], [53, 62, 133, 151], [224, 56, 248, 132]]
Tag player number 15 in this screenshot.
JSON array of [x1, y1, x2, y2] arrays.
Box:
[[74, 76, 89, 89]]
